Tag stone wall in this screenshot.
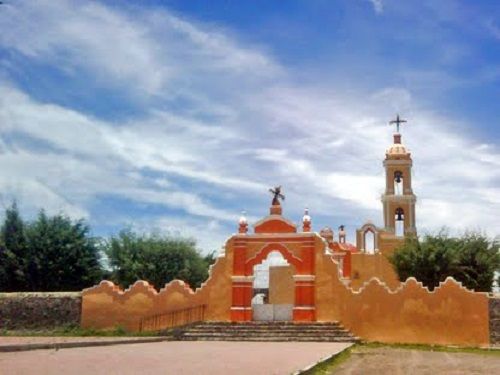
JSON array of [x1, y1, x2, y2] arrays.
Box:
[[489, 296, 500, 346], [0, 292, 81, 330]]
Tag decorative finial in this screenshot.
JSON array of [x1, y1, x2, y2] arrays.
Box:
[[269, 185, 285, 206], [338, 224, 346, 244], [389, 114, 407, 133], [302, 207, 311, 232], [238, 210, 248, 234]]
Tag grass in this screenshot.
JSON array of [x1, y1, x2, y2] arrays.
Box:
[[361, 341, 500, 356], [0, 324, 159, 337], [301, 342, 500, 374], [300, 344, 355, 375]]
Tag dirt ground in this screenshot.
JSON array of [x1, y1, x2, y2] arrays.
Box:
[[330, 346, 500, 375]]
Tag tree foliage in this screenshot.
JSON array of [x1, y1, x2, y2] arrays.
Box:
[[0, 203, 102, 292], [103, 229, 215, 290], [0, 202, 27, 291], [390, 231, 500, 292]]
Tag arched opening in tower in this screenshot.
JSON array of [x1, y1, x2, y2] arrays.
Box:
[[364, 229, 375, 254], [394, 171, 404, 196], [395, 207, 405, 237]]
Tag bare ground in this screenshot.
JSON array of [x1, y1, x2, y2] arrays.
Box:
[[330, 346, 500, 375]]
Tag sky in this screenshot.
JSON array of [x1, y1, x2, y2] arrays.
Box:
[[0, 0, 498, 253]]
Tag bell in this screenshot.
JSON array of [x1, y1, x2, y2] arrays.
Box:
[[394, 171, 403, 183], [395, 209, 404, 221]]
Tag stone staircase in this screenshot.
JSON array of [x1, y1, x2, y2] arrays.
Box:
[[171, 321, 359, 342]]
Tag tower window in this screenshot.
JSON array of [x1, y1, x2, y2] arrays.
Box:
[[395, 207, 405, 237], [364, 229, 375, 254], [394, 171, 403, 195]]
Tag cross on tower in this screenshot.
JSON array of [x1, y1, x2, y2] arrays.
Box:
[[389, 114, 407, 133]]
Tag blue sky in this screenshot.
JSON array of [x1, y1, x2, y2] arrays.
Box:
[[0, 0, 498, 252]]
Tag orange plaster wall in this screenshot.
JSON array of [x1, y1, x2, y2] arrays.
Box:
[[82, 231, 491, 346], [350, 253, 401, 290], [269, 266, 294, 304], [315, 237, 490, 346], [81, 239, 235, 331]]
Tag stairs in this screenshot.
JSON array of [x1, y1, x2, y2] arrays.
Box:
[[170, 321, 359, 342]]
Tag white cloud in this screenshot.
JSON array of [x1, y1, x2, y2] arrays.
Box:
[[367, 0, 384, 14], [0, 0, 498, 252]]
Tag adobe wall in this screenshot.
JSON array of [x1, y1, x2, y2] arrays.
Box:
[[81, 238, 235, 331], [350, 253, 401, 290], [0, 292, 81, 330], [81, 232, 492, 346], [315, 235, 490, 346], [269, 265, 294, 304]]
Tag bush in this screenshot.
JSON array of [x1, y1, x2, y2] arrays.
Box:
[[103, 229, 215, 290], [390, 230, 500, 292]]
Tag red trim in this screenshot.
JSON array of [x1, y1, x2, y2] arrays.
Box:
[[245, 243, 303, 273]]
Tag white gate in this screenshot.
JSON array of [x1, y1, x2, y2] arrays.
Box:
[[253, 304, 293, 321]]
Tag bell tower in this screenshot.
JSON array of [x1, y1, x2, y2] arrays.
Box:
[[381, 115, 417, 236]]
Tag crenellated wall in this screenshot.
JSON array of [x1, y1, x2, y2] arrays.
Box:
[[315, 245, 490, 346], [349, 252, 401, 290], [81, 239, 234, 331], [81, 231, 492, 347]]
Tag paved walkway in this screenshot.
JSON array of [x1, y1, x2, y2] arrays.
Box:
[[0, 336, 169, 353], [331, 346, 500, 374], [0, 340, 352, 375]]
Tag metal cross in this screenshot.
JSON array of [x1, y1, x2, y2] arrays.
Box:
[[389, 114, 407, 133]]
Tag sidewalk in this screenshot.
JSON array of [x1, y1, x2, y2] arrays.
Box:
[[0, 336, 168, 352]]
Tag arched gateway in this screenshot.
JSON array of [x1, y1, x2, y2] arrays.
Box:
[[230, 202, 318, 322]]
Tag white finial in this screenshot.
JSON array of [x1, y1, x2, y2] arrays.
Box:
[[239, 210, 248, 225], [302, 207, 311, 223]]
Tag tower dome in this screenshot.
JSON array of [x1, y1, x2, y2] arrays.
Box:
[[386, 133, 410, 157]]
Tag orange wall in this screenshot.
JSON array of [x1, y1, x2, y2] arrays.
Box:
[[82, 232, 491, 347], [81, 239, 234, 331], [350, 253, 401, 290], [315, 238, 490, 346], [269, 266, 294, 304]]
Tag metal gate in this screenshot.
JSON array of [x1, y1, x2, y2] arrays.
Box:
[[253, 304, 293, 321]]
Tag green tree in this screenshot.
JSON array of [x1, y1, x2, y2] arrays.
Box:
[[0, 202, 27, 291], [452, 233, 500, 292], [25, 211, 103, 291], [104, 230, 213, 290], [390, 231, 500, 292]]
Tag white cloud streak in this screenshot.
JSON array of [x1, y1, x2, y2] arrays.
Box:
[[0, 0, 498, 250]]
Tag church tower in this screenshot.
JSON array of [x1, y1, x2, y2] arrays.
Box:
[[381, 116, 417, 236]]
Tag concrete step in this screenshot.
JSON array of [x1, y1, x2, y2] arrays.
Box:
[[170, 321, 359, 343], [191, 325, 346, 330], [183, 331, 352, 337], [186, 327, 348, 335], [180, 336, 358, 342], [198, 322, 342, 327]]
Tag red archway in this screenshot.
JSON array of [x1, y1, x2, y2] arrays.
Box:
[[245, 243, 302, 275], [230, 211, 316, 322]]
